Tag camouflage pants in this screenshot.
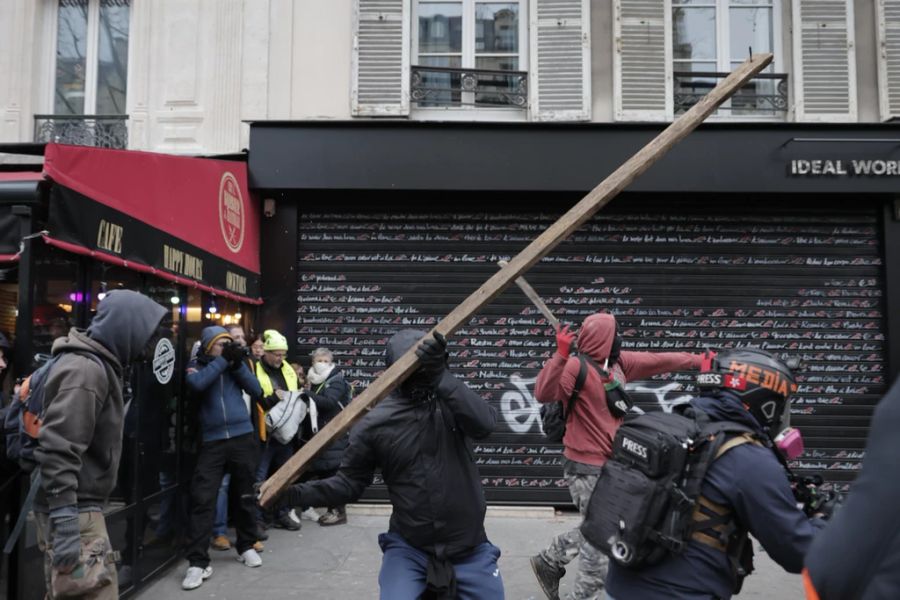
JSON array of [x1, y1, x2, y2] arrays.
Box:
[[35, 511, 118, 600], [539, 471, 608, 600]]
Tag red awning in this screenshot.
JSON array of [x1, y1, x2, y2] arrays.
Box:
[[0, 172, 43, 182], [41, 144, 261, 303]]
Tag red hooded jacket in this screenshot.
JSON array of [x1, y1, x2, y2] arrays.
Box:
[[535, 313, 702, 466]]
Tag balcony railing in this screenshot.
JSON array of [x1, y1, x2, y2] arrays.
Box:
[[411, 65, 527, 109], [34, 114, 128, 149], [674, 72, 788, 118]]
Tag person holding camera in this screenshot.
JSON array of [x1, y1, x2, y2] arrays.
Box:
[[253, 330, 302, 532], [182, 326, 264, 591]]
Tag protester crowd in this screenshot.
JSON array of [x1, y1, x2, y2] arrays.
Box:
[[0, 290, 895, 600]]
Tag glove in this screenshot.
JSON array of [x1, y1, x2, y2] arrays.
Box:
[[815, 491, 844, 521], [415, 332, 449, 377], [555, 324, 576, 357], [49, 512, 82, 573], [222, 342, 245, 367]]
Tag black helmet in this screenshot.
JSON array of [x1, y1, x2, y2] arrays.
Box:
[[696, 347, 797, 437]]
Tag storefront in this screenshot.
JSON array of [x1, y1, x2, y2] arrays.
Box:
[[249, 121, 900, 505], [0, 143, 261, 600]]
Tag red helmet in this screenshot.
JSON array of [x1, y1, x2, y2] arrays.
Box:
[[697, 347, 798, 437]]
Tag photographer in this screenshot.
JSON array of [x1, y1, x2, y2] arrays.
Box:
[[181, 326, 264, 591]]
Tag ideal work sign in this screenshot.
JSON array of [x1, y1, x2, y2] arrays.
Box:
[[789, 159, 900, 177]]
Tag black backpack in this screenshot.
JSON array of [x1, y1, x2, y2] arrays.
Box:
[[581, 408, 759, 571], [539, 355, 587, 443]]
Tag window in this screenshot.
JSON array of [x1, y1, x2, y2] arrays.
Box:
[[672, 0, 784, 117], [54, 0, 131, 115], [412, 0, 528, 110]]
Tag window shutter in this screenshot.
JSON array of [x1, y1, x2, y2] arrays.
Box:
[[614, 0, 671, 121], [529, 0, 591, 121], [792, 0, 857, 122], [352, 0, 410, 117], [877, 0, 900, 121]]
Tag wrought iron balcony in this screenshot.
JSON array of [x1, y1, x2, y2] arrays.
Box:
[[34, 114, 128, 149], [411, 65, 527, 109], [674, 72, 788, 118]]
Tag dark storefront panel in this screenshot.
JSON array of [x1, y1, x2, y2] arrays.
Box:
[[294, 196, 886, 504]]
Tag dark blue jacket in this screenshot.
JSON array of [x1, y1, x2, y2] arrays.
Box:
[[301, 367, 351, 473], [804, 377, 900, 600], [186, 330, 262, 443], [607, 392, 824, 600]]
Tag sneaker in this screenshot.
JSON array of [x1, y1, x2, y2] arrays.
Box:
[[318, 509, 347, 527], [182, 566, 213, 590], [288, 509, 302, 525], [300, 507, 321, 521], [210, 535, 231, 551], [239, 548, 262, 568], [530, 555, 564, 600], [273, 512, 301, 531], [253, 540, 264, 552]]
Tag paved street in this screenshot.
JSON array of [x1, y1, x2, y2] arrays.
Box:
[[138, 505, 804, 599]]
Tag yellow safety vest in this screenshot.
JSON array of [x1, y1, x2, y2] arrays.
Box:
[[254, 360, 299, 442]]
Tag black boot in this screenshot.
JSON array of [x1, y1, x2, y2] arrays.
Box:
[[530, 554, 565, 600]]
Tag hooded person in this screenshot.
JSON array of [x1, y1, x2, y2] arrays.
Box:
[[530, 312, 705, 600], [181, 326, 264, 590], [32, 289, 166, 600], [279, 329, 504, 600]]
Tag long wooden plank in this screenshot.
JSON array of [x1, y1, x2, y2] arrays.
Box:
[[497, 259, 559, 328], [259, 53, 774, 506]]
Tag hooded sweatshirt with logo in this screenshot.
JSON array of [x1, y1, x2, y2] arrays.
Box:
[[186, 326, 263, 443], [535, 312, 703, 466], [293, 329, 497, 558], [35, 290, 166, 512]]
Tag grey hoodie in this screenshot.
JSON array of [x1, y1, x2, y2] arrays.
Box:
[[35, 290, 166, 512]]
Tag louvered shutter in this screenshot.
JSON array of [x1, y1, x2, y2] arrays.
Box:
[[614, 0, 670, 121], [877, 0, 900, 121], [793, 0, 857, 122], [529, 0, 591, 121], [352, 0, 410, 117]]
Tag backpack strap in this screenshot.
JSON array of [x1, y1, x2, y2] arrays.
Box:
[[565, 355, 589, 417]]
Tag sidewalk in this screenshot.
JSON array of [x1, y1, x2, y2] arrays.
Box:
[[138, 506, 805, 599]]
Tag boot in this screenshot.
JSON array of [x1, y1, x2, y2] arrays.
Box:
[[530, 554, 565, 600]]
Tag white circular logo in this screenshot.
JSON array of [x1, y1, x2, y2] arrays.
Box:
[[152, 338, 176, 385], [218, 171, 245, 253]]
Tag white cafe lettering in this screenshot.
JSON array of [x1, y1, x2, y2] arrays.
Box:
[[96, 219, 123, 254], [163, 244, 204, 279], [790, 159, 900, 176], [226, 271, 247, 295]]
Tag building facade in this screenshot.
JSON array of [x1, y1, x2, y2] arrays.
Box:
[[0, 0, 899, 573]]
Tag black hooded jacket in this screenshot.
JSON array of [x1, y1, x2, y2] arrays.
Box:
[[804, 377, 900, 600], [294, 329, 498, 558]]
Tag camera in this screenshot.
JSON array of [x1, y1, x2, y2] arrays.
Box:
[[222, 341, 250, 364]]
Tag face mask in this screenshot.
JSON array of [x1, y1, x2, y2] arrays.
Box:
[[774, 427, 804, 460], [313, 362, 332, 376]]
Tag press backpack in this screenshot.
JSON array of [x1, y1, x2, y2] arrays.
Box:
[[581, 408, 760, 573]]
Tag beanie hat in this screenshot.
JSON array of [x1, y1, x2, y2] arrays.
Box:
[[263, 329, 288, 352], [201, 326, 232, 355]]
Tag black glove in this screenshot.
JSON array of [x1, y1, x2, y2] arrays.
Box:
[[415, 332, 449, 378], [222, 342, 245, 369], [49, 512, 81, 572], [815, 491, 844, 521]]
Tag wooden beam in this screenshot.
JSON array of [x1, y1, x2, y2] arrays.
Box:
[[497, 259, 559, 328], [259, 53, 774, 506]]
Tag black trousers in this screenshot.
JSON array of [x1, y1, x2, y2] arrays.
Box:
[[186, 433, 259, 567]]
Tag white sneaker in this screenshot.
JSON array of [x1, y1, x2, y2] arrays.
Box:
[[288, 508, 302, 525], [300, 507, 320, 521], [239, 548, 262, 568], [181, 566, 213, 590]]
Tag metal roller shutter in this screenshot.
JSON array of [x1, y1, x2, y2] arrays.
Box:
[[296, 196, 885, 504]]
